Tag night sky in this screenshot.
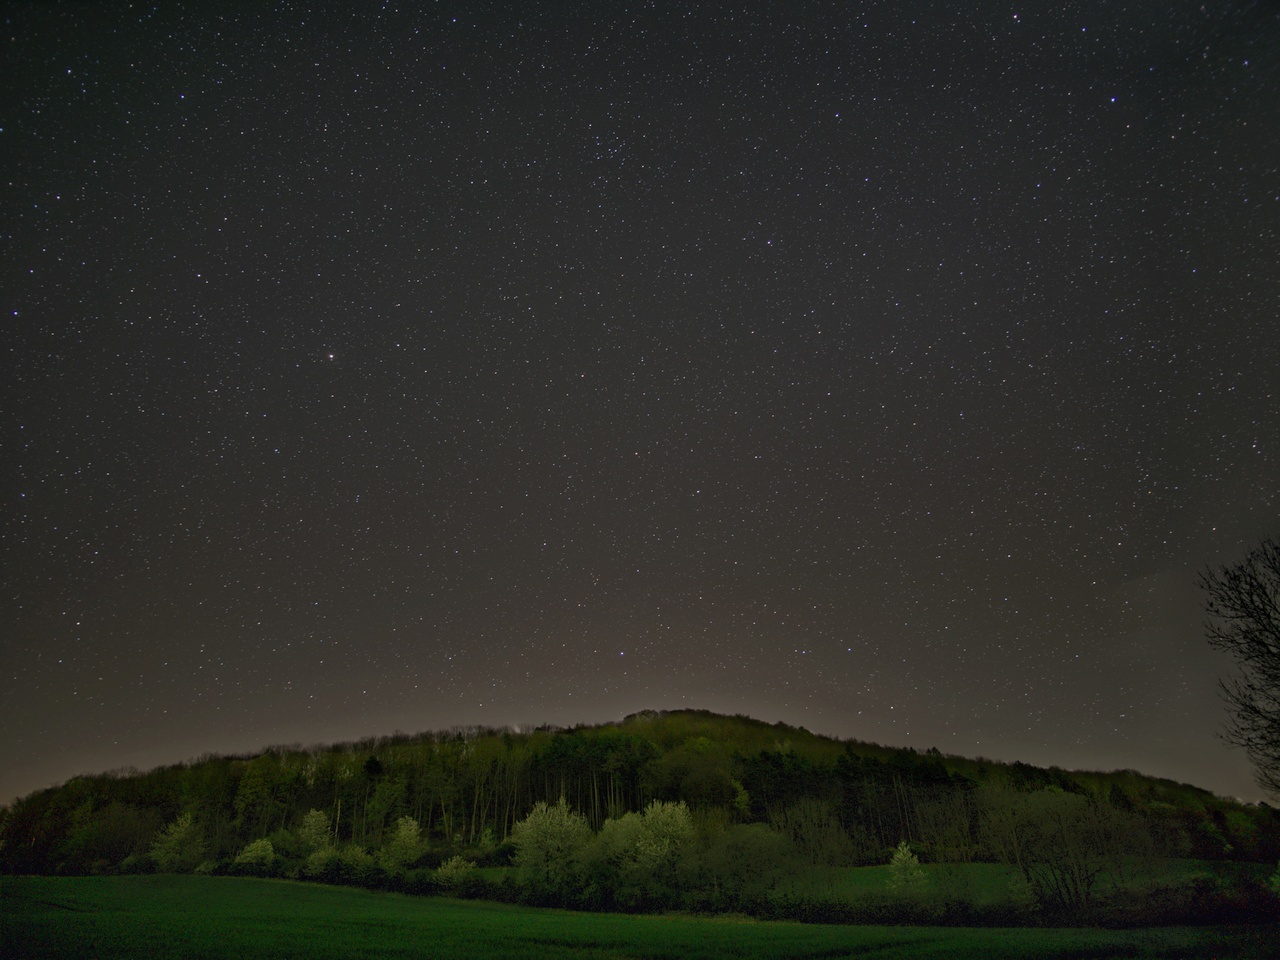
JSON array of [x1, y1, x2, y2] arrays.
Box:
[[3, 1, 1278, 806]]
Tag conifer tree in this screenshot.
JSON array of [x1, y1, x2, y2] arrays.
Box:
[[887, 839, 926, 895]]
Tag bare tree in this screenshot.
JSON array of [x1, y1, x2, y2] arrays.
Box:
[[977, 788, 1152, 911], [768, 799, 855, 868], [1201, 536, 1280, 798]]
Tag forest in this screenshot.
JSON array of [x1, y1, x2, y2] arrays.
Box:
[[3, 709, 1277, 925]]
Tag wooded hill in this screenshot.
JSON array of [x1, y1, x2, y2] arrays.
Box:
[[3, 708, 1275, 879]]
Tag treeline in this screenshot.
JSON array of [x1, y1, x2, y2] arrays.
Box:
[[2, 709, 1277, 919]]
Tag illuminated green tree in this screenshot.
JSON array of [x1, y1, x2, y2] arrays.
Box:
[[888, 840, 926, 896], [378, 816, 422, 873], [296, 809, 331, 852], [511, 798, 591, 897], [233, 838, 275, 875], [593, 800, 695, 907], [150, 813, 204, 873]]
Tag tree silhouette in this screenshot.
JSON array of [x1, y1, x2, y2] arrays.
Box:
[[1201, 535, 1280, 798]]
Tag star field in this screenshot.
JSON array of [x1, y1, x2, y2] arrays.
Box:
[[2, 1, 1278, 804]]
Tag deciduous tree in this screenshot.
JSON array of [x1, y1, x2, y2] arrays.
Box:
[[296, 809, 331, 852], [978, 788, 1152, 910], [592, 800, 695, 908], [510, 798, 591, 898], [150, 812, 204, 873], [1201, 536, 1280, 798], [378, 815, 422, 873]]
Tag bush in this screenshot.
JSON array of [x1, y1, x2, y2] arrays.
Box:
[[265, 828, 304, 862], [435, 854, 478, 891], [303, 846, 342, 882], [302, 843, 385, 888], [478, 838, 515, 867], [231, 838, 276, 876], [119, 852, 155, 874]]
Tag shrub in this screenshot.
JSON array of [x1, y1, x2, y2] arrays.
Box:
[[399, 867, 441, 896], [477, 838, 515, 867], [119, 853, 155, 874], [337, 844, 382, 886], [302, 843, 383, 887], [303, 846, 342, 881], [435, 854, 478, 890], [232, 838, 276, 876]]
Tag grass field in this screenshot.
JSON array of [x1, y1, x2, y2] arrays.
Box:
[[3, 875, 1277, 959], [774, 861, 1021, 904], [771, 858, 1262, 907]]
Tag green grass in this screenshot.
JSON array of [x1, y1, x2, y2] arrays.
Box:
[[3, 875, 1276, 959], [483, 858, 1252, 901], [775, 862, 1023, 905], [773, 859, 1262, 907]]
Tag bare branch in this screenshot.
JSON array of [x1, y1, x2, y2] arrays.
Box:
[[1200, 535, 1280, 800]]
